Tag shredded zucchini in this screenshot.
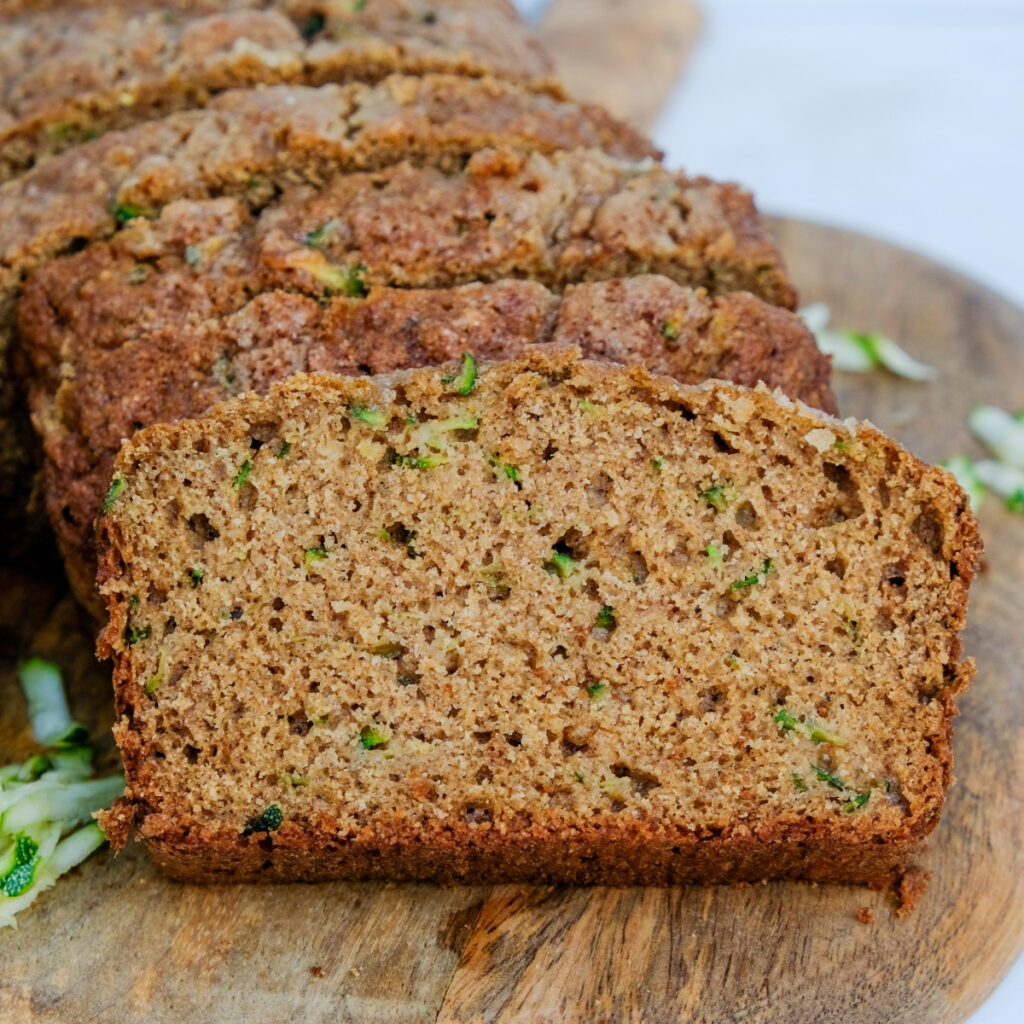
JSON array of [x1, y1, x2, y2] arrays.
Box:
[[2, 661, 122, 928]]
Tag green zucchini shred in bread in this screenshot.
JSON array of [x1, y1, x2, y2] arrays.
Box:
[[445, 353, 478, 396], [100, 477, 125, 515], [242, 804, 284, 837], [96, 349, 980, 888]]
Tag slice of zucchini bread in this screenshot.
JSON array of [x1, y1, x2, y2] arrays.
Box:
[[0, 74, 655, 564], [96, 349, 980, 888], [21, 272, 829, 612], [0, 0, 559, 183]]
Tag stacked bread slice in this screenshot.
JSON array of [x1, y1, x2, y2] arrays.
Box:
[[16, 145, 820, 606], [0, 0, 559, 182], [1, 0, 979, 891]]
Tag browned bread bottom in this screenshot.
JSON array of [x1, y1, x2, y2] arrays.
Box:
[[97, 350, 979, 889], [135, 817, 928, 888]]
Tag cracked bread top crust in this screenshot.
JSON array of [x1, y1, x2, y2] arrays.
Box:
[[96, 349, 979, 887], [0, 0, 558, 183], [15, 142, 794, 331], [0, 75, 655, 291]]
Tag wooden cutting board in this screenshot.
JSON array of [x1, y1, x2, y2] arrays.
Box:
[[1, 220, 1022, 1024], [538, 0, 703, 130]]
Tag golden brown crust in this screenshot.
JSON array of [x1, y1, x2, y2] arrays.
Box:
[[0, 75, 655, 286], [96, 349, 979, 889], [0, 0, 560, 183], [15, 145, 795, 344]]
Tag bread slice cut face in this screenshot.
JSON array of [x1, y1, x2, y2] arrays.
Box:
[[97, 349, 980, 888]]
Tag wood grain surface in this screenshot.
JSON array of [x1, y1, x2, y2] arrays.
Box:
[[539, 0, 702, 130], [1, 221, 1022, 1024]]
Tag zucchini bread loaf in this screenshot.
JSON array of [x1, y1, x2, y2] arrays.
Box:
[[97, 349, 979, 887], [21, 273, 829, 612], [0, 73, 655, 563], [0, 0, 558, 182]]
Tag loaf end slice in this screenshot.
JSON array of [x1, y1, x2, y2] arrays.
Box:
[[97, 349, 979, 889]]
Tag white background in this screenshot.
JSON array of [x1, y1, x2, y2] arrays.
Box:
[[654, 0, 1024, 310], [522, 0, 1024, 308], [519, 1, 1023, 1019]]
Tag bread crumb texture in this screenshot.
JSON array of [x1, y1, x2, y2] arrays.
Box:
[[97, 350, 980, 886]]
